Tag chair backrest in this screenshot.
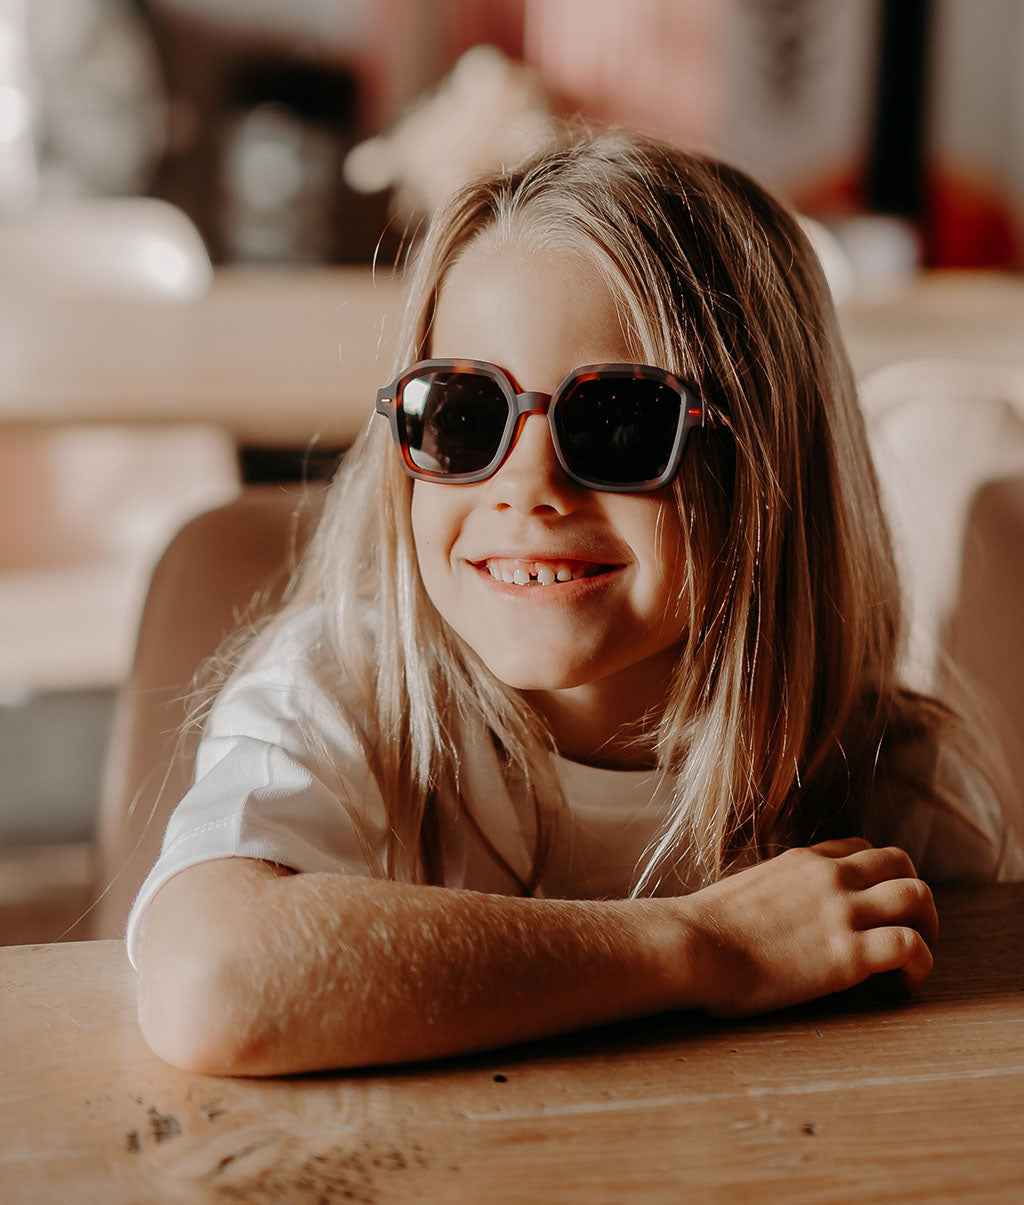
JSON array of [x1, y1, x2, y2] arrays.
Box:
[[0, 424, 240, 695], [862, 358, 1024, 843], [90, 485, 323, 938], [0, 424, 239, 569]]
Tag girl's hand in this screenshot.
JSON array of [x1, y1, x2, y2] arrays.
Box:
[[678, 838, 938, 1018]]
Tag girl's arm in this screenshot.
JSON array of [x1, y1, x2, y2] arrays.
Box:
[[136, 837, 937, 1076]]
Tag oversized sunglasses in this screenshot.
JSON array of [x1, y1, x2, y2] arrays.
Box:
[[375, 359, 707, 493]]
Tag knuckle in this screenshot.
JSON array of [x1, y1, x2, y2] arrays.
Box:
[[880, 845, 917, 876], [784, 845, 829, 878], [881, 926, 918, 965], [785, 845, 816, 864], [829, 929, 864, 979], [891, 877, 926, 911], [888, 925, 914, 955], [908, 877, 933, 907], [850, 942, 875, 983], [830, 858, 857, 891]]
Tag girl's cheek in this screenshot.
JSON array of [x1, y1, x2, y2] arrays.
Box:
[[409, 482, 433, 553]]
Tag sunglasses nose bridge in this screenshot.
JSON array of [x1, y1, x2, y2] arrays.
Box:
[[512, 390, 552, 419], [503, 389, 555, 457]]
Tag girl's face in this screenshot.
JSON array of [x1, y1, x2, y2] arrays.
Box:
[[410, 235, 690, 755]]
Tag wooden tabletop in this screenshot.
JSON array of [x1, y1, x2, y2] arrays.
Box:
[[2, 883, 1022, 1203], [2, 268, 1022, 449]]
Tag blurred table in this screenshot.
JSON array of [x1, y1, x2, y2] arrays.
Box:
[[839, 270, 1024, 379], [0, 266, 402, 449], [1, 268, 1022, 450], [2, 884, 1022, 1203]]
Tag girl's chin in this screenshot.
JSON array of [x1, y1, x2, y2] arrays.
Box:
[[484, 667, 592, 693], [477, 652, 603, 694], [474, 637, 686, 702]]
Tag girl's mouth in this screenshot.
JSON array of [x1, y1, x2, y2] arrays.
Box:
[[480, 557, 616, 586]]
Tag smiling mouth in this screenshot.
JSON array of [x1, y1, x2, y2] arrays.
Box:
[[479, 557, 618, 586]]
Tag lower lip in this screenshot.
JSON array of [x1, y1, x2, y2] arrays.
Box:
[[468, 563, 624, 602]]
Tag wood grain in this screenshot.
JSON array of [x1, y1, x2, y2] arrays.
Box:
[[2, 884, 1022, 1203]]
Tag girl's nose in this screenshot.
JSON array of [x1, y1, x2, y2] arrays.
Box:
[[486, 412, 580, 514]]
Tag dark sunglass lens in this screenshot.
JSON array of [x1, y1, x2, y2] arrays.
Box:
[[398, 371, 509, 475], [555, 377, 682, 485]]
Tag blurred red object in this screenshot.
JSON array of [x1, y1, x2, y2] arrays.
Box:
[[927, 167, 1018, 269]]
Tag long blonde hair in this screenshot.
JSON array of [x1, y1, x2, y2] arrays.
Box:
[[273, 130, 971, 891]]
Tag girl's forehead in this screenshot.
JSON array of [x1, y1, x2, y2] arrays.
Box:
[[429, 237, 635, 381]]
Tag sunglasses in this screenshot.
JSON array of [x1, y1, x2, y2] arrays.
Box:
[[375, 359, 708, 493]]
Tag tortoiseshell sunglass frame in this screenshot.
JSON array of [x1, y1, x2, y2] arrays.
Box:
[[375, 358, 709, 493]]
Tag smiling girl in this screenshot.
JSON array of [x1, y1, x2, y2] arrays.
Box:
[[131, 132, 1018, 1075]]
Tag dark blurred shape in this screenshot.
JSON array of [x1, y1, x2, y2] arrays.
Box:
[[140, 2, 392, 263], [222, 58, 355, 263], [865, 0, 932, 224]]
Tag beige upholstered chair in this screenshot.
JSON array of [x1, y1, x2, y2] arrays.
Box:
[[90, 485, 323, 939], [862, 358, 1024, 846], [0, 425, 240, 697]]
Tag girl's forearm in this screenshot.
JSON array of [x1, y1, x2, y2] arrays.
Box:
[[136, 841, 938, 1077], [136, 859, 695, 1076]]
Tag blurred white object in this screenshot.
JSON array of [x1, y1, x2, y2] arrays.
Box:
[[26, 0, 166, 201], [344, 45, 557, 218], [832, 215, 922, 293], [862, 359, 1024, 808], [0, 424, 240, 695], [0, 196, 212, 300], [803, 213, 922, 303], [0, 0, 38, 210], [799, 216, 856, 305]]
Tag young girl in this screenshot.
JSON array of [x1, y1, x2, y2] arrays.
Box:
[[130, 131, 1017, 1077]]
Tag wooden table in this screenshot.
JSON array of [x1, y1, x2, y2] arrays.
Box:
[[2, 267, 1022, 450], [2, 884, 1022, 1203]]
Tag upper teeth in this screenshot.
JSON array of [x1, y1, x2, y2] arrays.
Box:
[[486, 558, 577, 585]]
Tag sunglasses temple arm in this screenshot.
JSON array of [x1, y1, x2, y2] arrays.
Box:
[[694, 399, 729, 431]]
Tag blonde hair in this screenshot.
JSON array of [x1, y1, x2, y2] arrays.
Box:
[[268, 130, 985, 891]]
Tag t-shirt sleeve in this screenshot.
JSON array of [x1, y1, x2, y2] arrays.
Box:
[[124, 610, 389, 967], [919, 746, 1024, 883], [871, 739, 1024, 884]]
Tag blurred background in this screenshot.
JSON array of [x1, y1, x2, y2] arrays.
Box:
[[3, 0, 1021, 268], [2, 0, 1023, 942]]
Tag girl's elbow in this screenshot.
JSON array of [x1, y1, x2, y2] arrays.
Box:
[[136, 942, 272, 1077]]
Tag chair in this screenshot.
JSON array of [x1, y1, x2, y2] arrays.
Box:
[[0, 424, 241, 696], [861, 358, 1024, 844], [90, 485, 323, 939]]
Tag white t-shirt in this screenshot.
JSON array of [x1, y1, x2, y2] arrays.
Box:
[[125, 606, 1020, 967]]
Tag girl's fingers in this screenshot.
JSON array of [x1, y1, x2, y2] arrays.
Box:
[[856, 924, 934, 989], [839, 844, 920, 888], [812, 837, 873, 859], [851, 877, 939, 945]]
